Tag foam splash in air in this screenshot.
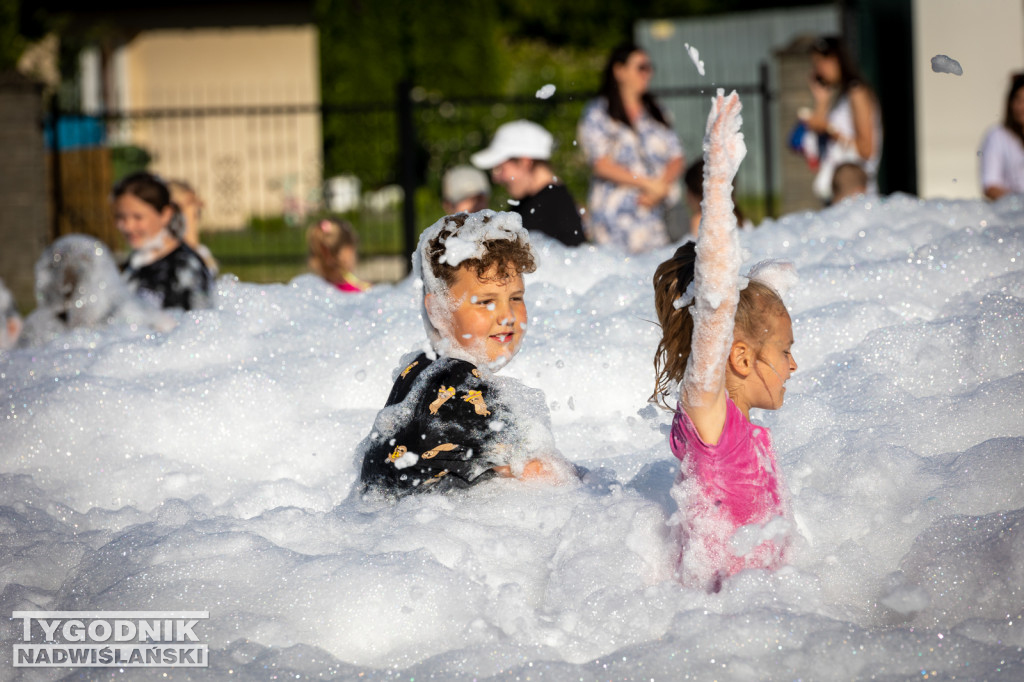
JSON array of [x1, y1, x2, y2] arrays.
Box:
[[685, 42, 705, 76], [535, 84, 556, 100], [931, 54, 963, 76]]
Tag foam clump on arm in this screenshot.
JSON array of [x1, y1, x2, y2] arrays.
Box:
[[680, 89, 746, 409]]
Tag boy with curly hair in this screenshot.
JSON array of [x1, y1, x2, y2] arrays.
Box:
[[358, 210, 571, 496]]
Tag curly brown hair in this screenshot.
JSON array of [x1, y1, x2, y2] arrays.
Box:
[[650, 242, 788, 410], [426, 213, 536, 289]]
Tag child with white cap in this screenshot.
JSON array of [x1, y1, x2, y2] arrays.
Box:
[[471, 120, 586, 246]]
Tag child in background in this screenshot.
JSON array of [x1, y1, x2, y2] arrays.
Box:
[[306, 218, 369, 293], [830, 161, 868, 202], [20, 234, 174, 347], [358, 210, 572, 496], [113, 172, 213, 311], [651, 91, 797, 591], [167, 179, 219, 275], [0, 278, 23, 350], [441, 165, 491, 215]]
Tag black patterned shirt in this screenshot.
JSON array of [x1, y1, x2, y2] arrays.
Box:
[[125, 243, 212, 311], [359, 352, 511, 496]]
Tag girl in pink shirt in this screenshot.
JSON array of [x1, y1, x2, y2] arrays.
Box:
[[651, 91, 798, 591], [307, 218, 370, 293]]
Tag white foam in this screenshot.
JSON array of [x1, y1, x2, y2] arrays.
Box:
[[685, 42, 705, 76], [931, 54, 964, 76], [1, 194, 1023, 677], [535, 84, 556, 100]]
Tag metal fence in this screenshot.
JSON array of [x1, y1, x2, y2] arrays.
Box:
[[47, 65, 775, 283]]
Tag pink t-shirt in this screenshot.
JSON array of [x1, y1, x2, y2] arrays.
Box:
[[334, 279, 365, 293], [669, 398, 789, 586]]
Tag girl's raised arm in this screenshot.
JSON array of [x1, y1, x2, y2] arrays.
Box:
[[680, 90, 746, 443]]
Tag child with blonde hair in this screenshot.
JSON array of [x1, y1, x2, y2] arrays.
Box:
[[651, 91, 798, 591], [306, 217, 369, 292]]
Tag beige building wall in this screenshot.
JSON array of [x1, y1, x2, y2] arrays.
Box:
[[119, 25, 321, 228], [913, 0, 1024, 199]]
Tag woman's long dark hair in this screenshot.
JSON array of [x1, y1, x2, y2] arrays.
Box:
[[599, 42, 668, 129], [810, 36, 865, 96], [1003, 73, 1024, 144]]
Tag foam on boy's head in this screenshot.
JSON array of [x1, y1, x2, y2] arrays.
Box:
[[418, 211, 534, 293], [412, 210, 535, 361]]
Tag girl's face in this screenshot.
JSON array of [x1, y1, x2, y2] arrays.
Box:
[[613, 50, 654, 97], [115, 193, 172, 249], [811, 52, 841, 86], [752, 312, 797, 410], [338, 244, 357, 274]]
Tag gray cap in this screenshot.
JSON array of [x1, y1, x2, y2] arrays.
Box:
[[442, 165, 491, 204]]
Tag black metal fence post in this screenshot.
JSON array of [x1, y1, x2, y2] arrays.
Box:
[[759, 61, 776, 220], [396, 80, 417, 275]]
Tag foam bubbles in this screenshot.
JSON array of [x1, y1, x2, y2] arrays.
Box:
[[1, 194, 1023, 677], [931, 54, 964, 76]]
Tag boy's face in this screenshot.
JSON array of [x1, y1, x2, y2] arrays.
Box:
[[490, 158, 534, 200], [436, 263, 527, 367]]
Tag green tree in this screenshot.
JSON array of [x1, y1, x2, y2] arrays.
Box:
[[317, 0, 504, 184], [0, 0, 28, 69]]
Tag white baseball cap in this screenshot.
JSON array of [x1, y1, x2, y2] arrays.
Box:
[[470, 120, 553, 169], [442, 165, 491, 204]]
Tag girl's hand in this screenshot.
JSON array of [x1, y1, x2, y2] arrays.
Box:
[[705, 90, 746, 188]]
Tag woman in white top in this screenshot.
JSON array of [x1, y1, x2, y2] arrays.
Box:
[[979, 73, 1024, 200], [804, 36, 882, 202]]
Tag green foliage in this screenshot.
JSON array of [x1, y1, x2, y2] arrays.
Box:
[[317, 0, 504, 183], [109, 145, 152, 182], [0, 0, 27, 69]]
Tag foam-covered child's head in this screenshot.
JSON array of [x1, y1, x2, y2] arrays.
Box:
[[416, 210, 536, 370]]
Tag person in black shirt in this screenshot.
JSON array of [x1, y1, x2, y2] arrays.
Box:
[[113, 172, 213, 311], [471, 120, 587, 247], [358, 210, 574, 497]]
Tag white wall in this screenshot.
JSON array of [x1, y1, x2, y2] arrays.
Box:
[[913, 0, 1024, 198]]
